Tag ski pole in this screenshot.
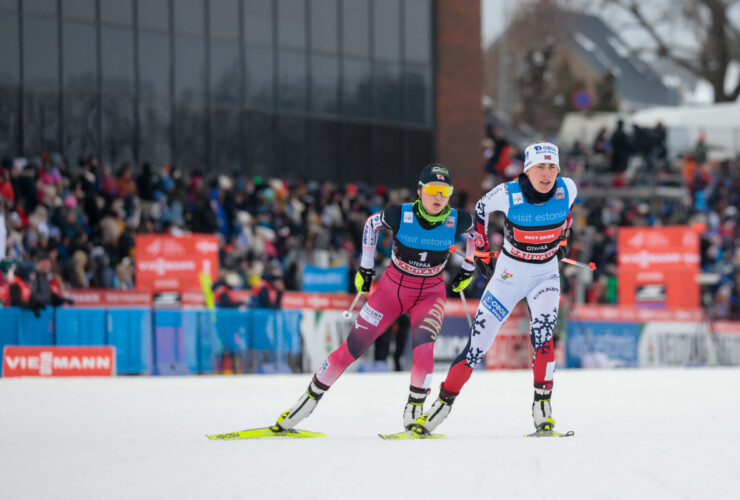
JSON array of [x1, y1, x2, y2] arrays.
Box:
[[459, 291, 473, 327], [561, 258, 597, 271], [342, 291, 362, 319]]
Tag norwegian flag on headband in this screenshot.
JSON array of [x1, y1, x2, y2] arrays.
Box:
[[544, 155, 551, 160], [437, 175, 444, 180]]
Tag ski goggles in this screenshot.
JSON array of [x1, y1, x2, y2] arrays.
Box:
[[420, 183, 454, 197]]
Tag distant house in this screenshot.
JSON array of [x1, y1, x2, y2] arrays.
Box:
[[484, 5, 681, 118]]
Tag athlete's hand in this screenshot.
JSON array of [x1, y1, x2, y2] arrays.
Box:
[[451, 266, 475, 292], [475, 257, 494, 280], [557, 229, 570, 260], [354, 267, 375, 294], [557, 239, 570, 260]]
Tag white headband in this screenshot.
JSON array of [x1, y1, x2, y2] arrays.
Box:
[[524, 142, 560, 172]]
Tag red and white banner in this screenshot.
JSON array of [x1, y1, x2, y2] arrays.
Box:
[[181, 289, 251, 307], [618, 226, 700, 308], [54, 289, 482, 317], [281, 291, 478, 317], [2, 346, 116, 377], [66, 289, 153, 307], [570, 304, 705, 322], [282, 291, 365, 311], [711, 321, 740, 336], [135, 234, 219, 291]]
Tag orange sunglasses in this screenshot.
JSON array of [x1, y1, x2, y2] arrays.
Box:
[[420, 183, 454, 197]]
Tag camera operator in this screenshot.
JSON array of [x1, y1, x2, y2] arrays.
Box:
[[34, 251, 74, 308], [7, 263, 43, 318]]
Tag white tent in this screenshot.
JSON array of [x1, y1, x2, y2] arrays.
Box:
[[558, 102, 740, 160], [631, 102, 740, 159]]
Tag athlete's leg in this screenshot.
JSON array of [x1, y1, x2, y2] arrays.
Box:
[[444, 275, 524, 394], [525, 274, 561, 430], [402, 278, 446, 428], [407, 285, 446, 390], [393, 313, 410, 371], [315, 274, 404, 387], [417, 259, 527, 433], [277, 272, 403, 430]]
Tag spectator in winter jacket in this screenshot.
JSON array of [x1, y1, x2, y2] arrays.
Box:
[[250, 269, 284, 309], [7, 263, 43, 317]]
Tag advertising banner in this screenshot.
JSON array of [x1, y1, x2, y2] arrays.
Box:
[[618, 226, 700, 308], [566, 320, 641, 368], [135, 234, 219, 291], [281, 292, 366, 311], [66, 289, 153, 307], [2, 346, 116, 377], [302, 265, 349, 293], [638, 321, 715, 367], [710, 321, 740, 366], [434, 316, 475, 365], [566, 305, 713, 368]]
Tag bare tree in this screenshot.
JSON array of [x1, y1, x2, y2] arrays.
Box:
[[598, 0, 740, 102]]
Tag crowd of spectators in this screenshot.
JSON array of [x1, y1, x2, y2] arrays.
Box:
[[2, 119, 740, 320], [0, 152, 420, 308]]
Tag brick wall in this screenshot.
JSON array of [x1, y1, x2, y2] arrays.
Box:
[[435, 0, 483, 200]]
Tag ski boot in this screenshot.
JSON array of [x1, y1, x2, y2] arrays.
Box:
[[274, 376, 329, 431], [403, 386, 430, 430], [408, 384, 457, 435], [532, 383, 555, 431]]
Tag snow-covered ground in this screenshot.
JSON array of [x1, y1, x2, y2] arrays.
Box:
[[2, 368, 738, 500]]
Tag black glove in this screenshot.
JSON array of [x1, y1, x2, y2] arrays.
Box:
[[475, 257, 494, 280], [557, 241, 570, 260], [451, 266, 475, 292], [557, 229, 570, 260], [354, 266, 376, 294]]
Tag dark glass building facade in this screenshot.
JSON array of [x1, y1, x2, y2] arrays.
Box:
[[0, 0, 434, 187]]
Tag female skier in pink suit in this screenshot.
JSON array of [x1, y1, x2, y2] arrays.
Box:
[[275, 164, 476, 431], [412, 141, 578, 435]]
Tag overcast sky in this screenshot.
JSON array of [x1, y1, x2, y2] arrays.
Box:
[[481, 0, 646, 49], [481, 0, 511, 48]]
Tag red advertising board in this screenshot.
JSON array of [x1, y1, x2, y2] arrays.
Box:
[[66, 289, 153, 307], [135, 234, 219, 291], [56, 289, 485, 315], [180, 289, 251, 307], [2, 346, 116, 377], [280, 292, 479, 317], [618, 226, 700, 308], [570, 304, 705, 322]]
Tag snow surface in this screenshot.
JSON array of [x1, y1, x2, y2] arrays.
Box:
[[2, 368, 739, 500]]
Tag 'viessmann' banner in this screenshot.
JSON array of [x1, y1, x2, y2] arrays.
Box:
[[135, 234, 219, 291], [2, 346, 116, 377], [618, 226, 700, 308]]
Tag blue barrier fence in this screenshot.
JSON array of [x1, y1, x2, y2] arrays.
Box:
[[0, 307, 302, 376]]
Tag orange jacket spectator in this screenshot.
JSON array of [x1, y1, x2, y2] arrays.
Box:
[[117, 169, 138, 198], [682, 155, 698, 184], [495, 144, 513, 174]]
